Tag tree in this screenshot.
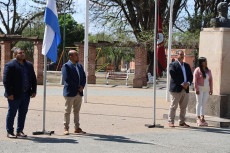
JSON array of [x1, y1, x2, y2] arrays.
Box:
[[58, 14, 84, 62], [89, 32, 135, 71], [90, 0, 188, 74], [0, 0, 74, 35], [58, 14, 84, 49], [173, 1, 230, 50]]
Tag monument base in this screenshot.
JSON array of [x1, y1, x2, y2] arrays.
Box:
[[187, 92, 230, 118]]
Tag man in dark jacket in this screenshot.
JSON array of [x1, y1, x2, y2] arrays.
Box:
[[168, 50, 193, 127], [3, 48, 37, 138], [62, 50, 86, 135]]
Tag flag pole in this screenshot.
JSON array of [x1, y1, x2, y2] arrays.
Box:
[[84, 0, 89, 103], [145, 0, 163, 128], [166, 0, 175, 102], [42, 56, 47, 132], [60, 1, 66, 85], [32, 56, 54, 135], [33, 0, 61, 135]]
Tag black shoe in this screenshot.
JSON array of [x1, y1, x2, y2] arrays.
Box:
[[16, 131, 27, 137], [7, 132, 17, 138]]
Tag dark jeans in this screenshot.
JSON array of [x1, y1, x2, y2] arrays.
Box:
[[6, 92, 30, 133]]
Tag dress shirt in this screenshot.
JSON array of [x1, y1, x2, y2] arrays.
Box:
[[177, 60, 190, 85]]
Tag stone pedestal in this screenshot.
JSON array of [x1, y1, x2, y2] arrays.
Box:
[[77, 44, 96, 84], [188, 92, 230, 118], [188, 28, 230, 118], [34, 41, 44, 85], [133, 46, 147, 88], [0, 41, 11, 81]]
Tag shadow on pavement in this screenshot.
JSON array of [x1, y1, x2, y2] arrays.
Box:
[[24, 136, 78, 144], [84, 133, 154, 145], [86, 102, 153, 109], [190, 127, 230, 134]]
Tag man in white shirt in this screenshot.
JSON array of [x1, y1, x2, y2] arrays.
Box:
[[168, 51, 193, 127]]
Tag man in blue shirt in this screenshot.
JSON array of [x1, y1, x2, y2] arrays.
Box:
[[62, 50, 86, 135], [3, 48, 37, 138]]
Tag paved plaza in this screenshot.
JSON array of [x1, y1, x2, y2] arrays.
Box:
[[0, 84, 230, 153]]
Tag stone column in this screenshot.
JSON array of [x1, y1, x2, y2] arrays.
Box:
[[188, 28, 230, 118], [88, 46, 96, 84], [133, 46, 147, 88], [0, 41, 11, 81], [33, 41, 44, 85], [77, 44, 96, 84]]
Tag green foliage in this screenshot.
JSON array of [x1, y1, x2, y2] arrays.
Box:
[[59, 14, 84, 49], [172, 30, 200, 49], [21, 21, 45, 39], [89, 32, 135, 71], [15, 20, 45, 62], [89, 33, 114, 43], [101, 47, 135, 71]]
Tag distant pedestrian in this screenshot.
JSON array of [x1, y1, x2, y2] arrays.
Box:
[[168, 51, 193, 127], [62, 50, 86, 135], [3, 48, 37, 138], [193, 57, 213, 126]]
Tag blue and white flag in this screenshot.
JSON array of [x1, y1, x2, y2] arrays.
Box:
[[42, 0, 61, 63]]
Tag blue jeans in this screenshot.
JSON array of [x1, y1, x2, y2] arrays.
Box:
[[6, 92, 30, 133]]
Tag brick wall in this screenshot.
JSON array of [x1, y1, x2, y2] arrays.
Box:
[[133, 46, 147, 88], [0, 41, 11, 81], [77, 44, 96, 84], [33, 41, 44, 85]]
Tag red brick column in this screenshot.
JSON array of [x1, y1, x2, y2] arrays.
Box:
[[0, 41, 11, 81], [133, 46, 147, 88], [142, 47, 148, 86], [34, 41, 44, 85], [77, 44, 96, 84], [88, 46, 96, 84]]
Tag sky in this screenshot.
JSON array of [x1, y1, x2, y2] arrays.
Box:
[[70, 0, 104, 34], [0, 0, 101, 34], [2, 0, 229, 35]]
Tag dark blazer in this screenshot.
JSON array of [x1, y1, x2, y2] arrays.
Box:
[[169, 61, 193, 93], [62, 60, 86, 97], [3, 59, 37, 99]]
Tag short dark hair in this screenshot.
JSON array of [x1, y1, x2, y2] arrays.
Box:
[[176, 50, 184, 55], [13, 48, 23, 55], [68, 50, 78, 57]]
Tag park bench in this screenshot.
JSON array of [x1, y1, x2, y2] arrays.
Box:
[[106, 69, 130, 86]]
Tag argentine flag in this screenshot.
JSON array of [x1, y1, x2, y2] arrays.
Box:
[[42, 0, 61, 63]]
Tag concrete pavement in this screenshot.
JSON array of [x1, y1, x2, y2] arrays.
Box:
[[0, 84, 229, 153]]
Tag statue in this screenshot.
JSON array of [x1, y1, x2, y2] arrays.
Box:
[[210, 2, 230, 28]]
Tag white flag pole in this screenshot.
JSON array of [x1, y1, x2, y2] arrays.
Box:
[[166, 0, 175, 102], [32, 55, 54, 135], [42, 56, 47, 132], [152, 0, 158, 126], [84, 0, 89, 103], [145, 0, 163, 128]]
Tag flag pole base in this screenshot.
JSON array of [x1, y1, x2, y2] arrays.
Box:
[[145, 124, 164, 128], [32, 130, 55, 136]]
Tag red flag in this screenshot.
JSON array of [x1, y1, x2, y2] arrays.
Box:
[[156, 3, 166, 76]]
